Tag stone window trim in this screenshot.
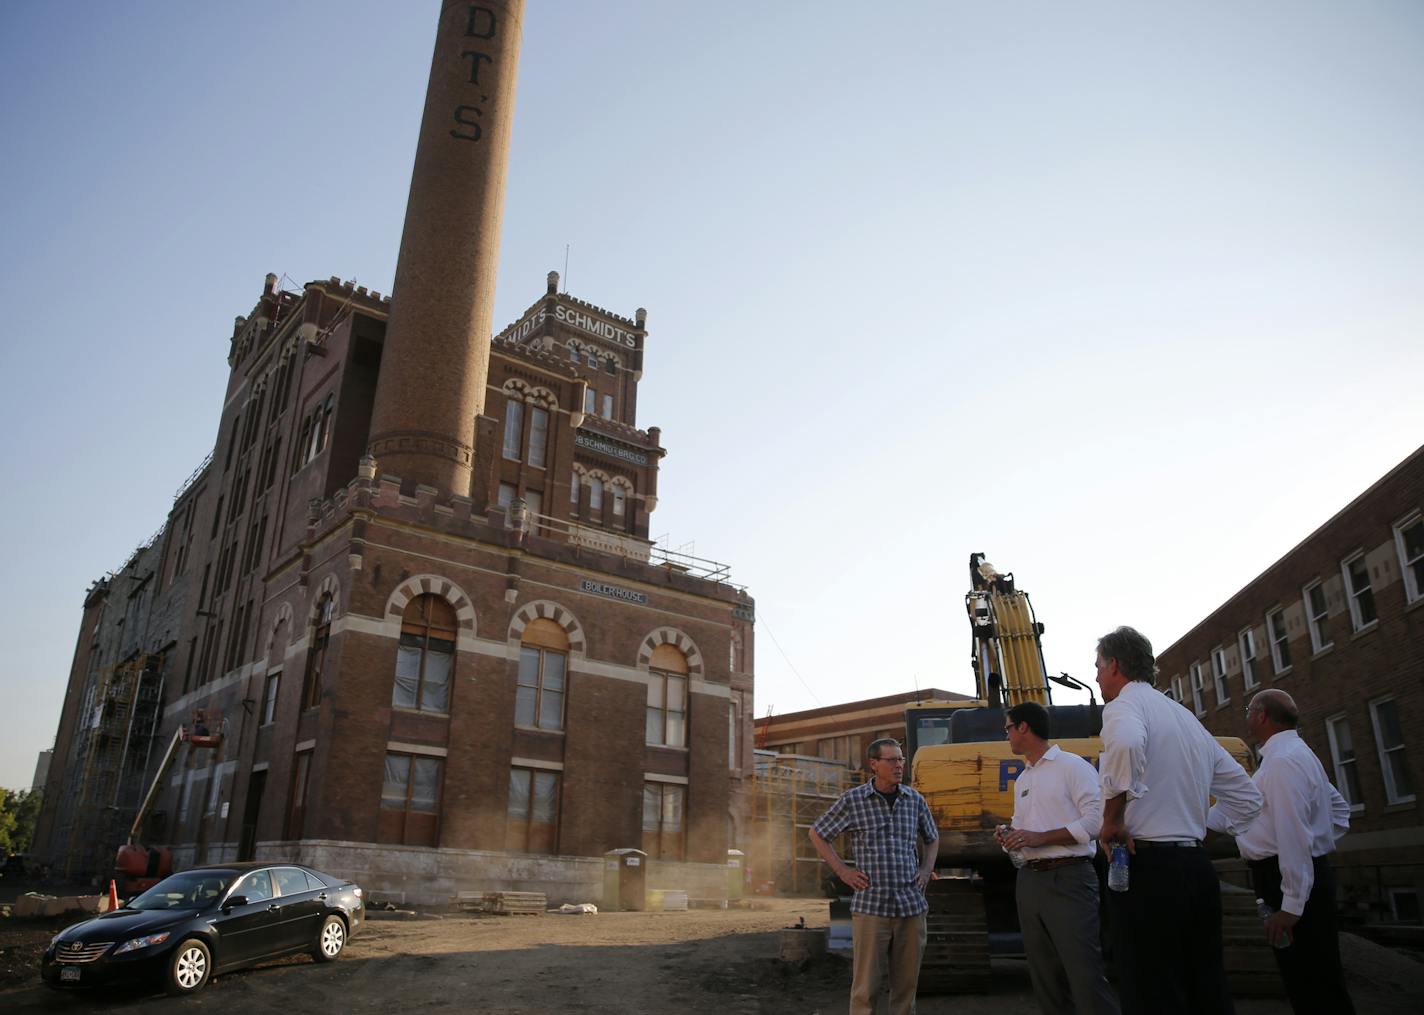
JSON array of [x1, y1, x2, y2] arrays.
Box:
[[635, 627, 704, 681], [507, 600, 586, 656], [1393, 509, 1424, 604], [384, 575, 477, 638]]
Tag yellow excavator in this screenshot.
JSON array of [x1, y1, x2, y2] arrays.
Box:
[[904, 554, 1272, 994]]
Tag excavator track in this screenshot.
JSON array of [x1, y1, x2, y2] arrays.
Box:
[[1219, 886, 1287, 997], [918, 876, 991, 994]]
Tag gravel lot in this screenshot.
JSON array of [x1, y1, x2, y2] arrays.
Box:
[[2, 898, 1420, 1013]]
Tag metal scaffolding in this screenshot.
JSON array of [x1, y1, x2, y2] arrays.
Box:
[[748, 750, 857, 895]]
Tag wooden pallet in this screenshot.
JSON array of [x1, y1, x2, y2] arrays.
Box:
[[484, 891, 547, 915]]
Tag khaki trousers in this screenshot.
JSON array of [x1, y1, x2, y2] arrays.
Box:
[[850, 912, 927, 1015]]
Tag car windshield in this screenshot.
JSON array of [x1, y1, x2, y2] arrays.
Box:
[[126, 871, 234, 911]]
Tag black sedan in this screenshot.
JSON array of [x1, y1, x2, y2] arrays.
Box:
[[41, 861, 364, 995]]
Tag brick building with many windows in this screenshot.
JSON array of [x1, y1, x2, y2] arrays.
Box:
[[33, 270, 757, 906], [1153, 443, 1423, 925]]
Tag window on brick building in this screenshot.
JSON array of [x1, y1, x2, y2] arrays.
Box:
[[605, 356, 617, 374], [642, 781, 685, 861], [1369, 697, 1415, 805], [646, 645, 689, 748], [286, 750, 312, 838], [379, 752, 442, 846], [601, 393, 613, 419], [1267, 607, 1291, 673], [568, 344, 580, 364], [527, 406, 549, 468], [1211, 647, 1228, 705], [506, 767, 560, 853], [1188, 662, 1205, 716], [302, 594, 334, 710], [1342, 553, 1378, 631], [516, 619, 568, 731], [1394, 512, 1424, 604], [584, 388, 596, 415], [261, 671, 280, 726], [1168, 675, 1184, 703], [589, 477, 603, 512], [498, 483, 517, 510], [1304, 580, 1333, 653], [585, 350, 598, 369], [503, 398, 524, 461], [393, 594, 455, 713], [1324, 714, 1364, 812], [1239, 627, 1259, 691], [570, 470, 580, 506]]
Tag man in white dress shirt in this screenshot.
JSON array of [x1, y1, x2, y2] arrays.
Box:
[[1094, 626, 1263, 1015], [1207, 688, 1355, 1015], [997, 700, 1119, 1015]]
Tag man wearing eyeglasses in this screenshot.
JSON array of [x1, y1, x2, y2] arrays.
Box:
[[1207, 689, 1354, 1015], [997, 701, 1119, 1015], [809, 738, 939, 1015]]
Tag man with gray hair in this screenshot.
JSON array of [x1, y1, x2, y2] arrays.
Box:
[[1208, 689, 1354, 1014], [1094, 626, 1263, 1015], [809, 737, 939, 1015]]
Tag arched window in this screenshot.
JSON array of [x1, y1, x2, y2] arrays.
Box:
[[517, 619, 567, 731], [393, 594, 456, 713], [611, 483, 626, 517], [646, 644, 689, 747], [570, 470, 580, 505], [301, 594, 334, 710], [589, 477, 603, 511]]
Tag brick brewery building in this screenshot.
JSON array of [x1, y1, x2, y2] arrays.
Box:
[[32, 2, 757, 906], [1153, 443, 1423, 926]]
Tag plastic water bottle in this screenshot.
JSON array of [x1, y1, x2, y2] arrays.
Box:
[[997, 825, 1027, 868], [1107, 845, 1129, 892], [1256, 898, 1292, 949]]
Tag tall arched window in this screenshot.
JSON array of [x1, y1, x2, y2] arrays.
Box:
[[517, 618, 568, 731], [646, 644, 689, 747], [393, 594, 456, 713], [589, 477, 603, 511], [301, 594, 334, 710]]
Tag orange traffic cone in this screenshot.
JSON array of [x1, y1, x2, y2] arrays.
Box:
[[108, 879, 119, 912]]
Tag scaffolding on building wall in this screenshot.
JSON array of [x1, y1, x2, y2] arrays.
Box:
[[747, 750, 858, 895], [51, 654, 165, 880]]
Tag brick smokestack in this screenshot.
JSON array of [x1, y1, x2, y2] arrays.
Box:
[[367, 1, 525, 493]]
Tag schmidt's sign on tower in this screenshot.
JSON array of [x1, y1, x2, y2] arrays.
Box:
[[500, 302, 639, 349]]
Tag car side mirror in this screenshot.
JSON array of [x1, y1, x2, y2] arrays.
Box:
[[223, 895, 248, 910]]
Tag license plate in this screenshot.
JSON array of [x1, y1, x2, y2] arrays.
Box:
[[60, 967, 81, 983]]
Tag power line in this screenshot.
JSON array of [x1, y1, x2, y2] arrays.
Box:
[[756, 611, 822, 708]]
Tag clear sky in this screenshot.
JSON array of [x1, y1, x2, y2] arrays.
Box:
[[1, 1, 1421, 789]]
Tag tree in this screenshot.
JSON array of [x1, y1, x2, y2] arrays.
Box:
[[0, 788, 42, 855]]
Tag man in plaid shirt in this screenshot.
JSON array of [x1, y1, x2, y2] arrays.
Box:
[[810, 738, 939, 1015]]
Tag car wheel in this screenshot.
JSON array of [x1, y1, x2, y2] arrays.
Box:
[[314, 915, 346, 962], [165, 938, 211, 995]]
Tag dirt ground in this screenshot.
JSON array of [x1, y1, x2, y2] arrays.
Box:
[[1, 898, 1420, 1013]]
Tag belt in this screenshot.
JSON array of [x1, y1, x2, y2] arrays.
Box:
[[1025, 855, 1092, 871], [1133, 839, 1202, 849]]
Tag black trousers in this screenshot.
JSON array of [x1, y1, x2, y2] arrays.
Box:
[[1248, 854, 1356, 1015], [1105, 844, 1233, 1015]]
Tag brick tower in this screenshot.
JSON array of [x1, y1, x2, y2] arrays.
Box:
[[367, 0, 525, 494]]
